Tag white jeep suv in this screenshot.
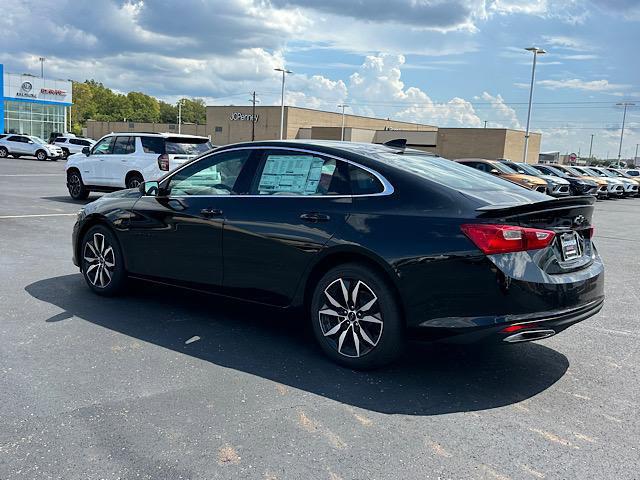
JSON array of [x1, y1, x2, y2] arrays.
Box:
[[51, 134, 95, 159], [0, 134, 64, 160], [65, 133, 213, 200]]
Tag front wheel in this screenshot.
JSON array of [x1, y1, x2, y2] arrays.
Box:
[[81, 225, 126, 296], [36, 150, 47, 161], [67, 170, 90, 200], [311, 263, 405, 369]]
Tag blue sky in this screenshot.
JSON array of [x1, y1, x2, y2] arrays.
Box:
[[2, 0, 639, 158]]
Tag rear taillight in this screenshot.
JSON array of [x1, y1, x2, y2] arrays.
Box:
[[460, 224, 556, 254], [157, 154, 169, 171]]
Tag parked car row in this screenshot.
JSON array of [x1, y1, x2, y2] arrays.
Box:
[[71, 140, 605, 369], [0, 134, 64, 160], [50, 133, 95, 160]]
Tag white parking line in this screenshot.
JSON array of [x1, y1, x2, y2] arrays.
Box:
[[0, 174, 65, 177], [0, 213, 77, 219]]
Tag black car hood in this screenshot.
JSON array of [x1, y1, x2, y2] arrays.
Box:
[[98, 188, 142, 200]]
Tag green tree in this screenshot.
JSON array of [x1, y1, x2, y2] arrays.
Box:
[[159, 101, 178, 123], [127, 91, 160, 122], [177, 98, 206, 124]]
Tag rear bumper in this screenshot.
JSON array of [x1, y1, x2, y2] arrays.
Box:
[[414, 298, 604, 344]]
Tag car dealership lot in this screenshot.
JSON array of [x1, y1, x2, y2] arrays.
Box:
[[1, 158, 638, 479]]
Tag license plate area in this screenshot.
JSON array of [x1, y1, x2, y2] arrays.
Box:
[[560, 232, 581, 261]]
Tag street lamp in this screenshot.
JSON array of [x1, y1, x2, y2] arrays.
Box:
[[39, 57, 46, 78], [522, 47, 546, 163], [338, 104, 349, 141], [274, 68, 292, 140], [616, 102, 635, 161]]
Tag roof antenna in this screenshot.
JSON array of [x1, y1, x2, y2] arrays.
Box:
[[383, 138, 407, 151]]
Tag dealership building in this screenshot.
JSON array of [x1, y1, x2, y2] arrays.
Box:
[[1, 64, 72, 140]]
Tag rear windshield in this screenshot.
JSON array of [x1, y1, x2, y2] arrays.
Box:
[[370, 153, 536, 193], [627, 170, 639, 176], [165, 138, 213, 155]]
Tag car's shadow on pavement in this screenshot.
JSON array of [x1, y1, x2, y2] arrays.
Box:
[[41, 195, 103, 205], [26, 274, 569, 416]]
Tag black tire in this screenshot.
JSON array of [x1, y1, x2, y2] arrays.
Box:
[[36, 149, 47, 161], [311, 263, 405, 369], [0, 147, 8, 158], [80, 225, 126, 296], [67, 170, 90, 200], [61, 148, 70, 160], [126, 172, 144, 189]]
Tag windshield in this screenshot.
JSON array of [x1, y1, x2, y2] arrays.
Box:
[[515, 163, 541, 176], [537, 165, 565, 177], [165, 138, 213, 156], [492, 162, 518, 174], [29, 136, 46, 144], [584, 168, 607, 177], [370, 153, 538, 193]]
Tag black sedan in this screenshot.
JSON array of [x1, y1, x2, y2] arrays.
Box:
[[72, 140, 605, 369]]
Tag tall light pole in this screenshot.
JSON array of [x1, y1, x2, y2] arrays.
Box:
[[39, 57, 46, 78], [249, 91, 260, 141], [522, 47, 546, 163], [588, 134, 594, 159], [635, 143, 639, 164], [274, 68, 292, 140], [177, 99, 182, 134], [338, 104, 349, 141], [616, 102, 635, 161]]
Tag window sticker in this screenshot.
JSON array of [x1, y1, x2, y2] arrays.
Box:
[[258, 155, 325, 194]]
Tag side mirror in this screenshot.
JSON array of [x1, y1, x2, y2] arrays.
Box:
[[82, 146, 90, 156], [489, 168, 500, 175], [140, 180, 160, 196]]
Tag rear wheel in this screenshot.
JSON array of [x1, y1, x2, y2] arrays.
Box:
[[36, 150, 47, 161], [126, 172, 143, 189], [0, 147, 8, 158], [311, 263, 405, 369], [67, 170, 90, 200], [81, 225, 126, 296], [61, 148, 70, 160]]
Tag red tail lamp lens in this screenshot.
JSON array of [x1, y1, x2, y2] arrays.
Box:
[[157, 154, 169, 171], [501, 323, 540, 333], [461, 224, 556, 254]]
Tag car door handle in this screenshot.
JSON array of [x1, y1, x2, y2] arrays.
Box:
[[200, 208, 223, 218], [300, 212, 330, 223]]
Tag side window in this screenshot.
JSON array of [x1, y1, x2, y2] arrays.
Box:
[[255, 152, 349, 196], [141, 136, 165, 154], [167, 150, 251, 196], [55, 137, 67, 144], [92, 137, 115, 155], [112, 136, 135, 155], [349, 164, 384, 195], [7, 136, 22, 142]]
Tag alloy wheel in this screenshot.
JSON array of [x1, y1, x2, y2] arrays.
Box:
[[37, 151, 46, 161], [318, 278, 384, 358], [68, 173, 81, 197], [83, 233, 116, 288], [128, 177, 142, 189]]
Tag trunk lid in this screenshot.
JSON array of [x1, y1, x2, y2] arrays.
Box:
[[476, 197, 596, 273]]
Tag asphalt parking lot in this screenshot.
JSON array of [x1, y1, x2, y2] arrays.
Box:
[[1, 157, 638, 480]]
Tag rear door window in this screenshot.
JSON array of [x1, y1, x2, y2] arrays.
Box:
[[54, 138, 67, 144], [349, 164, 384, 195], [112, 136, 135, 155], [254, 151, 349, 196]]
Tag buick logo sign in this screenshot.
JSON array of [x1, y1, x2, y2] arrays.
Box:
[[21, 81, 33, 93], [16, 81, 37, 98]]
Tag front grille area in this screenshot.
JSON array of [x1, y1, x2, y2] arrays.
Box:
[[535, 185, 547, 193], [558, 185, 570, 193]]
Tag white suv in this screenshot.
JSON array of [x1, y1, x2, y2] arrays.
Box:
[[0, 134, 64, 161], [51, 134, 95, 159], [65, 132, 213, 199]]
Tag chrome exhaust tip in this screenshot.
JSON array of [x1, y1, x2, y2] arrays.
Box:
[[503, 329, 556, 343]]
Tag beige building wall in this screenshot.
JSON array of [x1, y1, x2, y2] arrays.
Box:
[[86, 120, 208, 140], [435, 128, 541, 163], [206, 105, 437, 145]]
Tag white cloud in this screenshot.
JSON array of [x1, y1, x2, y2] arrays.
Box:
[[537, 79, 630, 92]]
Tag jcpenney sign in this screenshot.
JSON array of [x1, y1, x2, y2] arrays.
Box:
[[230, 112, 259, 122]]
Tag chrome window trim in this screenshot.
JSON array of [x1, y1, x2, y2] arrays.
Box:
[[158, 145, 395, 199]]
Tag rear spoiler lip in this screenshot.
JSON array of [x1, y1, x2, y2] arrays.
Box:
[[476, 195, 595, 215]]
